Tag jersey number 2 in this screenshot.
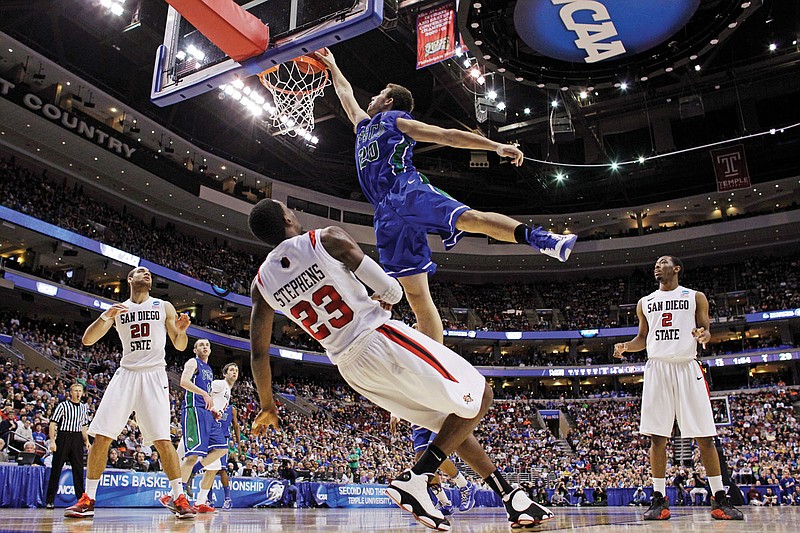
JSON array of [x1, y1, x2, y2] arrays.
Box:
[[661, 312, 673, 327], [290, 285, 354, 341]]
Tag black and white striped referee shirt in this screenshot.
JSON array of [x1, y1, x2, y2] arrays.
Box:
[[51, 400, 89, 433]]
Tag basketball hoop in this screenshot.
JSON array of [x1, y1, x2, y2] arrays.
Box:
[[258, 55, 330, 137]]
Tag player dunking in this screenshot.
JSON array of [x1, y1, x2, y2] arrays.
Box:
[[314, 48, 577, 345], [178, 339, 228, 512], [246, 199, 553, 531], [614, 256, 743, 520], [69, 267, 195, 519]]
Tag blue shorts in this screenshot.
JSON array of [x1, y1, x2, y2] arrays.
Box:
[[412, 425, 437, 454], [182, 407, 227, 457], [374, 173, 469, 278]]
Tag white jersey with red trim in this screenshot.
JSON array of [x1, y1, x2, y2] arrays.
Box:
[[254, 230, 390, 362], [114, 296, 168, 370], [641, 285, 699, 362]]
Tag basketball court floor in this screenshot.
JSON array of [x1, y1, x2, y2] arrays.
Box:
[[0, 506, 795, 533]]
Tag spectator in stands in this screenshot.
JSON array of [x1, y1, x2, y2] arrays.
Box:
[[20, 441, 44, 465], [630, 487, 648, 506], [780, 471, 796, 505], [0, 437, 8, 463], [106, 448, 129, 469], [592, 485, 607, 506], [672, 469, 689, 506], [13, 417, 33, 449], [763, 487, 778, 506], [746, 487, 764, 506], [279, 459, 301, 508], [0, 411, 17, 453], [148, 450, 162, 473], [132, 452, 151, 473]]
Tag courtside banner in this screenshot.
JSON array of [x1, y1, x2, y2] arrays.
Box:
[[711, 144, 751, 192], [53, 469, 285, 508], [417, 2, 457, 69], [312, 483, 394, 508]]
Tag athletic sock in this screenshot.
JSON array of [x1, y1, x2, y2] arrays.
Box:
[[452, 472, 468, 489], [170, 478, 183, 499], [86, 479, 99, 500], [223, 483, 231, 500], [708, 475, 724, 495], [411, 445, 446, 476], [197, 488, 210, 505], [430, 484, 450, 505], [484, 469, 514, 499], [653, 478, 666, 496], [514, 224, 532, 244]]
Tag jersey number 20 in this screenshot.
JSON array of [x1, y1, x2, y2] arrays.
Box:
[[357, 141, 379, 170], [290, 285, 354, 341]]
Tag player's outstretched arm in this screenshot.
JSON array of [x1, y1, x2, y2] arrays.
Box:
[[395, 118, 524, 166], [313, 48, 370, 128], [164, 301, 190, 351], [81, 303, 127, 345], [319, 226, 402, 309], [250, 278, 279, 433], [613, 300, 648, 358]]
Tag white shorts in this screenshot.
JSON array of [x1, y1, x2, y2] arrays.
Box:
[[89, 367, 171, 445], [336, 320, 485, 433], [639, 358, 717, 438]]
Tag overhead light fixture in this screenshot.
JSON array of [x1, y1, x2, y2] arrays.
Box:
[[769, 43, 777, 51]]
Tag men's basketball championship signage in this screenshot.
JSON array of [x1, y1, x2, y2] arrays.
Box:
[[513, 0, 701, 63], [711, 144, 751, 192], [416, 2, 458, 69]]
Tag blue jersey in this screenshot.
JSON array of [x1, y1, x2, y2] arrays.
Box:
[[185, 357, 213, 408], [355, 110, 417, 207], [220, 404, 234, 438]]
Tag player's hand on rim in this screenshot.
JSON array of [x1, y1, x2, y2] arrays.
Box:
[[496, 143, 524, 166], [692, 327, 710, 348], [312, 48, 335, 68]]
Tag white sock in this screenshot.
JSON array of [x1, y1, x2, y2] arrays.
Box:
[[653, 478, 666, 495], [170, 478, 183, 499], [453, 472, 468, 488], [197, 488, 210, 505], [86, 479, 99, 500], [708, 475, 724, 495]]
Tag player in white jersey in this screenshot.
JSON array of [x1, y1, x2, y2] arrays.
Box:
[[246, 199, 553, 531], [192, 362, 240, 511], [67, 266, 196, 519], [614, 256, 742, 521]]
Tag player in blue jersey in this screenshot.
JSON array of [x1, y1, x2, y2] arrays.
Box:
[[316, 48, 577, 345], [178, 339, 228, 506]]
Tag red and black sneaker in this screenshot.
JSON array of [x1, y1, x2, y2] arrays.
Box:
[[643, 491, 670, 520], [64, 493, 95, 518], [173, 494, 197, 519], [711, 491, 744, 520]]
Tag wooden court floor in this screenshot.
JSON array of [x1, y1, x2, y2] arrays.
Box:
[[0, 506, 796, 533]]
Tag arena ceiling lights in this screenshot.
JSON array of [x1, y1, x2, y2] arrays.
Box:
[[458, 0, 761, 91]]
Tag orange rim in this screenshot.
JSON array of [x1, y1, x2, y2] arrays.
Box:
[[257, 55, 329, 96]]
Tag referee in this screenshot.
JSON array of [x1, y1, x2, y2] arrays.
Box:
[[45, 383, 90, 509]]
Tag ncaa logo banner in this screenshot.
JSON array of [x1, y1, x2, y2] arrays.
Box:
[[417, 2, 458, 69], [514, 0, 701, 63]]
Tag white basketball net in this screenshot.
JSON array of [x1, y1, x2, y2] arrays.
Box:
[[258, 58, 331, 137]]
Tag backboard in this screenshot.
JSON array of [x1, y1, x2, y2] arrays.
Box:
[[151, 0, 383, 106]]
